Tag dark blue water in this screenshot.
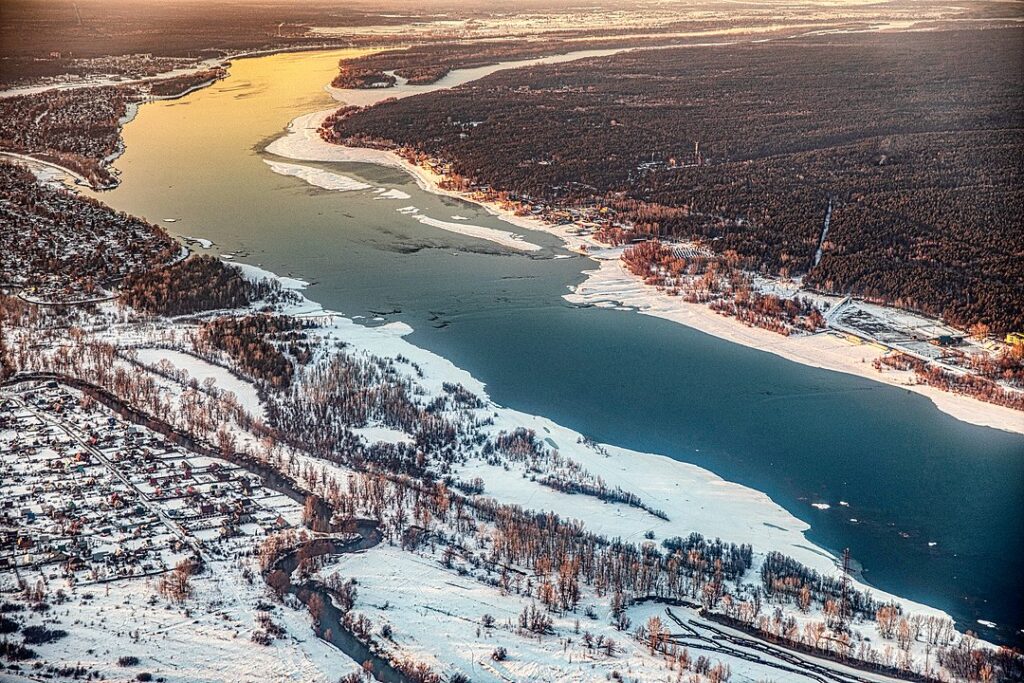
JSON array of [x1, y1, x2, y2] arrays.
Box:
[[405, 300, 1024, 646]]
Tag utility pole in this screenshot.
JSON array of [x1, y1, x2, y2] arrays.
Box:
[[840, 547, 851, 628]]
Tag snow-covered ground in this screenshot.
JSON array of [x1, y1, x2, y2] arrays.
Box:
[[132, 346, 265, 418], [10, 559, 360, 683], [321, 538, 913, 683], [1, 255, 997, 682], [241, 262, 968, 628], [353, 423, 416, 445], [316, 544, 689, 683]]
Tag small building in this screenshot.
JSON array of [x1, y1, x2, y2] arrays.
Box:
[[928, 335, 962, 347], [1006, 332, 1024, 346]]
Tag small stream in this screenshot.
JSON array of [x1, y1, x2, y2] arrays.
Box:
[[272, 522, 409, 683]]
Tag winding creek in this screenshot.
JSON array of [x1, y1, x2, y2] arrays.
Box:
[[272, 525, 407, 683], [83, 47, 1024, 646]]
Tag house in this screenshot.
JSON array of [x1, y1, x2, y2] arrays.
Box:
[[928, 335, 962, 347]]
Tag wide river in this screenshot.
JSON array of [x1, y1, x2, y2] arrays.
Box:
[[88, 48, 1024, 645]]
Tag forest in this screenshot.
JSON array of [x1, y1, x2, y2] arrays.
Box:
[[197, 314, 312, 389], [0, 161, 178, 301], [119, 255, 282, 316], [326, 28, 1024, 334]]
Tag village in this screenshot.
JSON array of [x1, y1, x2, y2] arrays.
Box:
[[0, 379, 301, 591]]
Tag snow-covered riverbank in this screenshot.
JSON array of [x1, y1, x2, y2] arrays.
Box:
[[234, 260, 968, 630], [266, 105, 1024, 437]]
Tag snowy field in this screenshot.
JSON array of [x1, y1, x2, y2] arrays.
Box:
[[10, 559, 360, 683], [132, 346, 265, 418]]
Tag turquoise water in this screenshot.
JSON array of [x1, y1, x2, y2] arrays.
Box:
[[90, 49, 1024, 646]]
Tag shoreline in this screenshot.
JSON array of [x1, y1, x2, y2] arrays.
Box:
[[266, 107, 1024, 437], [232, 260, 977, 632]]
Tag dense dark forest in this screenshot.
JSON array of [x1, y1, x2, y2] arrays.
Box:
[[327, 29, 1024, 333], [197, 314, 312, 388], [120, 255, 279, 316], [0, 161, 178, 300]]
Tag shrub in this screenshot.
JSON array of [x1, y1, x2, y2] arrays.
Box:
[[21, 626, 67, 645]]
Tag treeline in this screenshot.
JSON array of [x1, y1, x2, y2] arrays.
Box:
[[327, 29, 1024, 333], [874, 353, 1024, 411], [196, 314, 312, 388], [145, 67, 226, 97], [662, 534, 753, 581], [622, 239, 825, 335], [760, 551, 881, 619], [120, 255, 279, 316], [487, 427, 668, 519], [264, 352, 671, 520]]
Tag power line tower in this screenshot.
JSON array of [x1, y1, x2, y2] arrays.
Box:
[[839, 547, 851, 628]]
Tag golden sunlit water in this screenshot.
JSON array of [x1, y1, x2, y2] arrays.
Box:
[[85, 48, 375, 229]]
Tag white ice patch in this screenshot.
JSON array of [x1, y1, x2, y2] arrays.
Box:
[[263, 159, 371, 192], [375, 188, 412, 200], [811, 502, 831, 510], [184, 236, 214, 249], [412, 214, 542, 252]]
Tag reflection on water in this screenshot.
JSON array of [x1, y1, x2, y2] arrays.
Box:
[[90, 48, 1024, 646]]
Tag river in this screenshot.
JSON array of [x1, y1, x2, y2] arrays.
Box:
[[85, 47, 1024, 646]]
